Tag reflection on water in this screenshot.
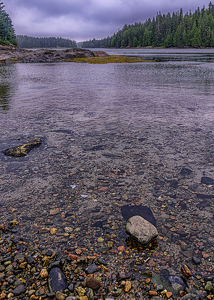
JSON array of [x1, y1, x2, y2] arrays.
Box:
[[0, 83, 12, 113], [0, 64, 16, 113]]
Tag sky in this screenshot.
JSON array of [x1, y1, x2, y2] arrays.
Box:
[[5, 0, 211, 42]]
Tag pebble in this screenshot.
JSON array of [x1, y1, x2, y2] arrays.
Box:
[[86, 277, 101, 290], [205, 281, 212, 291], [124, 280, 132, 292], [85, 264, 99, 274]]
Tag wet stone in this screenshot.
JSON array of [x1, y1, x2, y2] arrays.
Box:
[[201, 176, 214, 185], [85, 263, 99, 274], [12, 284, 25, 295], [49, 267, 67, 293], [180, 167, 193, 176], [85, 287, 94, 300], [86, 277, 101, 290], [2, 137, 42, 157], [112, 288, 122, 297], [125, 215, 158, 245], [68, 283, 74, 292], [205, 281, 212, 291], [192, 256, 201, 265]]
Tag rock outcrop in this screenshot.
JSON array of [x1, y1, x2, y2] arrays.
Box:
[[0, 46, 109, 63]]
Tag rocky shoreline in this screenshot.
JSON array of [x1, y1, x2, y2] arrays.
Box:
[[2, 122, 214, 300], [0, 46, 109, 63]]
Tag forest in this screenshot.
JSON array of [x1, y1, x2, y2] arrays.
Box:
[[16, 35, 77, 48], [0, 2, 17, 45], [82, 2, 214, 48]]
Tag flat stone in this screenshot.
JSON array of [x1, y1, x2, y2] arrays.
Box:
[[192, 256, 201, 265], [201, 176, 214, 185], [180, 167, 193, 176], [125, 215, 158, 245], [12, 284, 25, 295], [49, 267, 67, 293], [85, 263, 99, 274], [50, 208, 60, 215]]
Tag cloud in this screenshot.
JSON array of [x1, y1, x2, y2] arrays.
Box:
[[4, 0, 209, 42]]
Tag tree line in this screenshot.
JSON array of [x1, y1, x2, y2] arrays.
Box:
[[0, 2, 17, 45], [16, 35, 77, 48], [82, 2, 214, 48]]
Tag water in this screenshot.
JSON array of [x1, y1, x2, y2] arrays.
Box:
[[1, 49, 214, 282]]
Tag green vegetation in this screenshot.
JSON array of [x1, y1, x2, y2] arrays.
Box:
[[16, 35, 77, 48], [0, 2, 17, 45], [82, 2, 214, 48]]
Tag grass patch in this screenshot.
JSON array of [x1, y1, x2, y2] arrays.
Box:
[[72, 55, 153, 64]]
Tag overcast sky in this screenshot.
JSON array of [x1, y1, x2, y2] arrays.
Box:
[[5, 0, 211, 42]]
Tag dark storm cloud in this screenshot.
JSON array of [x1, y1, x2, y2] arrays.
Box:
[[4, 0, 210, 42]]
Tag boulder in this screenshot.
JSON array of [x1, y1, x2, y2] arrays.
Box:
[[125, 215, 158, 245], [2, 137, 42, 157]]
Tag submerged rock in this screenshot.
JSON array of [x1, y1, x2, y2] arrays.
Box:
[[180, 167, 193, 176], [48, 267, 67, 293], [151, 273, 187, 298], [125, 215, 158, 245], [2, 137, 42, 157], [201, 176, 214, 185]]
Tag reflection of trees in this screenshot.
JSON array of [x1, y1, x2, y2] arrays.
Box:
[[0, 83, 11, 113]]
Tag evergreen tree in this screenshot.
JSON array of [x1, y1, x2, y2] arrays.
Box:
[[82, 2, 214, 48], [16, 35, 77, 48], [0, 2, 17, 45]]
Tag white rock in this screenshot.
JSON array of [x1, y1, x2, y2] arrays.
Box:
[[125, 215, 158, 245]]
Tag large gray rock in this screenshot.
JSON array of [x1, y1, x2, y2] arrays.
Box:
[[125, 215, 158, 245]]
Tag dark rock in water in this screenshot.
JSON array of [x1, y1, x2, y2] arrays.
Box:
[[91, 221, 103, 228], [201, 177, 214, 185], [85, 263, 99, 274], [192, 256, 201, 265], [189, 183, 198, 191], [179, 202, 187, 210], [180, 167, 193, 176], [121, 205, 156, 227], [151, 273, 186, 298], [170, 181, 178, 188], [12, 284, 25, 295], [48, 267, 67, 293], [2, 138, 42, 157], [197, 193, 214, 199], [197, 200, 211, 208], [26, 256, 34, 264], [167, 275, 186, 287]]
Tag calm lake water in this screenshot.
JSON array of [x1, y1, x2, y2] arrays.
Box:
[[1, 49, 214, 286], [1, 48, 214, 129]]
